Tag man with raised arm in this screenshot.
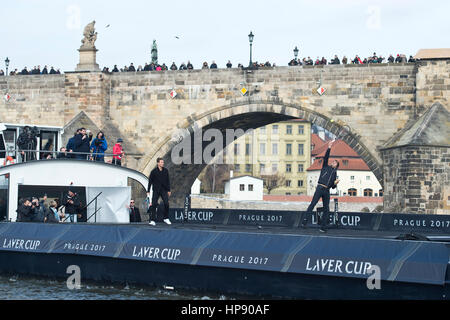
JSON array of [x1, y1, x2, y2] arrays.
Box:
[[301, 140, 340, 232]]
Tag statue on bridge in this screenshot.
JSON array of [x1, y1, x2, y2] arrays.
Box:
[[151, 40, 158, 65], [81, 21, 98, 49]]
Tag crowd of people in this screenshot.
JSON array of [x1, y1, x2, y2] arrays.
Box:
[[288, 53, 415, 66], [14, 126, 124, 165], [0, 65, 61, 76]]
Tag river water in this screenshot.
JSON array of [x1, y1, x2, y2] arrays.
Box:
[[0, 274, 243, 300]]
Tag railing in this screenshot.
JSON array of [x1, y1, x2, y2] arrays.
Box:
[[61, 191, 103, 223], [1, 149, 124, 165]]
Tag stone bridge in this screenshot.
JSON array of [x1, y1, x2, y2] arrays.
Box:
[[1, 60, 449, 211]]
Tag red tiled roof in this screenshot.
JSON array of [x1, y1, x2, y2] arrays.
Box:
[[311, 134, 326, 154], [263, 195, 383, 203], [314, 140, 359, 158], [307, 157, 370, 171]]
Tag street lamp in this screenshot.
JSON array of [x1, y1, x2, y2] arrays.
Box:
[[248, 31, 254, 69], [5, 57, 10, 76], [293, 46, 299, 60]]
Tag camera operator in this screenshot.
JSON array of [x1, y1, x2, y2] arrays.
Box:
[[31, 195, 47, 222], [16, 126, 39, 162], [73, 128, 93, 160], [90, 131, 108, 162], [63, 189, 81, 223], [16, 198, 34, 222]]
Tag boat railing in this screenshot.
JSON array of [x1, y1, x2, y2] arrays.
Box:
[[1, 149, 124, 164], [61, 192, 103, 223]]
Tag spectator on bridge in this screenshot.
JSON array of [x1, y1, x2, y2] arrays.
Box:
[[179, 62, 187, 70], [187, 61, 194, 70], [314, 57, 320, 65], [137, 65, 143, 72], [128, 199, 141, 223], [112, 65, 119, 72], [226, 60, 232, 68], [395, 54, 402, 63], [170, 62, 178, 70], [73, 128, 92, 160], [288, 59, 297, 66], [0, 70, 4, 76], [387, 54, 394, 63], [408, 55, 416, 63], [20, 67, 29, 75], [342, 56, 348, 64], [202, 61, 209, 69], [320, 57, 327, 65], [330, 55, 340, 64], [210, 61, 218, 69], [155, 65, 162, 71], [41, 66, 48, 74], [49, 67, 57, 74], [161, 63, 168, 71], [128, 63, 136, 72], [352, 55, 362, 64], [90, 131, 108, 162]]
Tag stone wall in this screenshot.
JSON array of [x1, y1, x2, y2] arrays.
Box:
[[382, 145, 450, 214], [416, 60, 450, 113], [190, 195, 383, 212]]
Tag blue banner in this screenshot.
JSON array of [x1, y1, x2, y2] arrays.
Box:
[[0, 222, 448, 286]]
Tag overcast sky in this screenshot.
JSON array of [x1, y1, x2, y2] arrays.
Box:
[[1, 0, 449, 72]]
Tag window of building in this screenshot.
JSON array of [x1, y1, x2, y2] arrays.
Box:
[[271, 180, 277, 187], [259, 143, 266, 155], [286, 125, 292, 134], [286, 164, 292, 172], [366, 176, 370, 181], [364, 188, 373, 197], [298, 125, 304, 135], [348, 188, 357, 196], [245, 143, 251, 156], [272, 163, 278, 173], [260, 163, 265, 174], [285, 180, 291, 187], [272, 125, 278, 135], [234, 144, 240, 156], [260, 126, 266, 134], [379, 189, 383, 197], [239, 184, 245, 191], [350, 176, 355, 181], [286, 192, 291, 195], [248, 184, 254, 191], [286, 143, 292, 155], [245, 164, 252, 172], [298, 144, 304, 156], [298, 164, 304, 172], [343, 160, 348, 166], [234, 164, 240, 172], [272, 143, 278, 155], [298, 180, 303, 187]]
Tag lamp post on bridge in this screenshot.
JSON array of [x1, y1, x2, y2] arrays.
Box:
[[5, 57, 10, 76], [248, 31, 254, 69]]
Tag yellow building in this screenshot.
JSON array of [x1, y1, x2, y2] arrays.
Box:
[[225, 119, 311, 195]]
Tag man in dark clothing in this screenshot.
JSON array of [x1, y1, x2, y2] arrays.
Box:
[[301, 140, 340, 232], [147, 158, 171, 226], [49, 67, 57, 74], [210, 61, 218, 69], [66, 129, 81, 158], [17, 126, 39, 162], [72, 128, 92, 160], [226, 60, 232, 68], [129, 199, 141, 223], [31, 197, 46, 222], [16, 199, 34, 222], [187, 61, 194, 70], [170, 62, 178, 70], [63, 190, 81, 223], [42, 66, 48, 74]]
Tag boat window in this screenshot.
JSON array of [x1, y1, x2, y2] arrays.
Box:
[[39, 131, 58, 159], [3, 129, 17, 159]]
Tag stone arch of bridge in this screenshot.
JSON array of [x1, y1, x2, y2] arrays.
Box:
[[138, 99, 383, 206]]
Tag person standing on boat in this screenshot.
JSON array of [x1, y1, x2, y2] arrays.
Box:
[[147, 158, 171, 226], [73, 128, 92, 160], [63, 189, 81, 223], [112, 138, 124, 166], [301, 140, 340, 232], [90, 131, 108, 162], [128, 199, 141, 223]]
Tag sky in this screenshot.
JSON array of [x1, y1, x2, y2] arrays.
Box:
[[1, 0, 449, 72]]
